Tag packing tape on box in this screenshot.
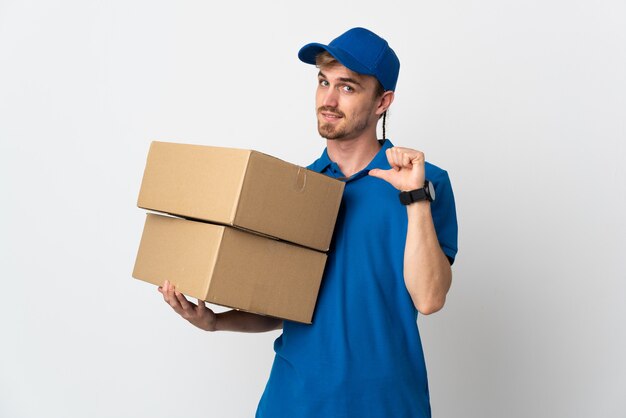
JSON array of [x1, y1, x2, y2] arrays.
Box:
[[295, 167, 307, 192]]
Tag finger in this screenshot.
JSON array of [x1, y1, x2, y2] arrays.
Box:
[[385, 148, 397, 169], [411, 154, 425, 171], [163, 280, 171, 298], [390, 148, 402, 170], [196, 299, 206, 311], [159, 282, 170, 302], [393, 148, 402, 168], [395, 146, 422, 157], [175, 291, 194, 315], [165, 283, 183, 311], [401, 152, 411, 168], [166, 294, 183, 313], [412, 151, 425, 162], [165, 286, 178, 305], [368, 168, 394, 182], [412, 159, 422, 176], [400, 148, 425, 166], [396, 148, 409, 168]]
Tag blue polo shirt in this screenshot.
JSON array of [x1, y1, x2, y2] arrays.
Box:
[[256, 140, 458, 418]]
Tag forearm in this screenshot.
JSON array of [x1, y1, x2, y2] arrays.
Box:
[[214, 309, 283, 332], [404, 202, 452, 315]]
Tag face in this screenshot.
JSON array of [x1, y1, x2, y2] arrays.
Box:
[[315, 63, 383, 141]]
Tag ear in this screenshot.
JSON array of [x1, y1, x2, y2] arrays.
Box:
[[376, 91, 395, 116]]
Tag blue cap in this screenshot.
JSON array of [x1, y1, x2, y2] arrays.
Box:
[[298, 27, 400, 92]]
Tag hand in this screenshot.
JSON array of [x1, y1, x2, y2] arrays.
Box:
[[158, 280, 217, 331], [369, 146, 425, 191]]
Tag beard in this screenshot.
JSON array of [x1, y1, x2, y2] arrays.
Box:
[[318, 121, 347, 140]]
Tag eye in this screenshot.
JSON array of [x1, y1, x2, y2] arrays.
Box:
[[342, 85, 354, 93], [319, 79, 329, 87]]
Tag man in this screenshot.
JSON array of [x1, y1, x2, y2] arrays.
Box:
[[159, 27, 458, 417]]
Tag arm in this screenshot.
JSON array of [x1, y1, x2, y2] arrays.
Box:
[[369, 146, 452, 315], [158, 280, 283, 332], [403, 201, 452, 314]]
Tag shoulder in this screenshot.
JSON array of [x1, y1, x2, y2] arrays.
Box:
[[425, 161, 452, 188]]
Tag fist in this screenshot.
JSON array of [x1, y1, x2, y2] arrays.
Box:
[[369, 146, 425, 191]]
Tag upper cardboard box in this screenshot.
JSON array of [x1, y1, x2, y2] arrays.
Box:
[[137, 141, 344, 252]]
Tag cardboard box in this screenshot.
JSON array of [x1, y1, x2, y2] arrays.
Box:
[[132, 213, 327, 324], [137, 141, 344, 252]]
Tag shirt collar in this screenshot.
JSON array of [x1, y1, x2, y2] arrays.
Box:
[[309, 139, 394, 182], [308, 147, 333, 174]]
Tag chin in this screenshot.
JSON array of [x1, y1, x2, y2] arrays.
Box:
[[320, 132, 344, 141], [318, 125, 346, 140]]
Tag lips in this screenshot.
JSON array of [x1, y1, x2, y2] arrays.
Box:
[[318, 107, 344, 121]]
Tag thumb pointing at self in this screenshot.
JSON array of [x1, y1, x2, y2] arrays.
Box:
[[368, 168, 393, 183]]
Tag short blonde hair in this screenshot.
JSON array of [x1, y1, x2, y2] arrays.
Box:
[[315, 51, 339, 67]]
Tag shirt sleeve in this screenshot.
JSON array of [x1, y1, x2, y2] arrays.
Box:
[[430, 169, 459, 264]]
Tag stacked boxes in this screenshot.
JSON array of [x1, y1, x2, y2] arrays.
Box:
[[132, 141, 344, 324]]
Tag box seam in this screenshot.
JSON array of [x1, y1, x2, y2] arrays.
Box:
[[204, 226, 226, 301], [230, 151, 252, 225]]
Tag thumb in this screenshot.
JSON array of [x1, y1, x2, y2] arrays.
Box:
[[369, 168, 393, 182]]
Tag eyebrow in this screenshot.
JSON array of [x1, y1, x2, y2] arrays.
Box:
[[318, 71, 363, 88]]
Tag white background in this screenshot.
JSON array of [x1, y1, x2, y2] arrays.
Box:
[[1, 1, 624, 417]]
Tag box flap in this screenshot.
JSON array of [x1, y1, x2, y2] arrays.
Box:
[[235, 151, 344, 251]]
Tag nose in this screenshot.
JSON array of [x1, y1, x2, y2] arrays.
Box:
[[321, 87, 339, 108]]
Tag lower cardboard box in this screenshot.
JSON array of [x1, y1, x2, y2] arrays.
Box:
[[132, 213, 327, 324]]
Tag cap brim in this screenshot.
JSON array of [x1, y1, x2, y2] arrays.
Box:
[[298, 43, 373, 77]]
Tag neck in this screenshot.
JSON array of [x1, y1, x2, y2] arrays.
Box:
[[326, 133, 382, 178]]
